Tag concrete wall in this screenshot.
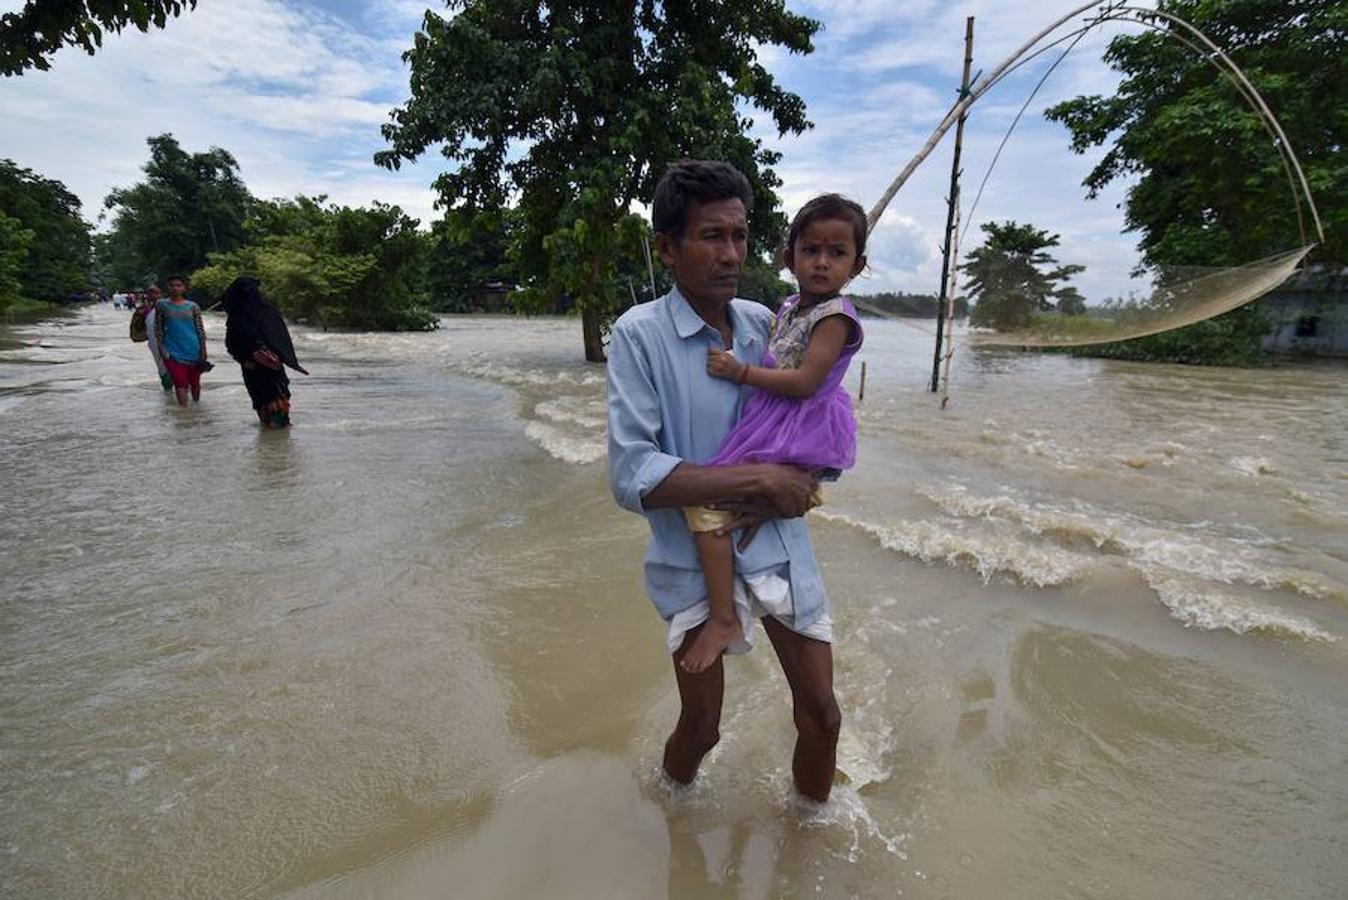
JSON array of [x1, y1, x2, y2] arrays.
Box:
[[1259, 275, 1348, 357]]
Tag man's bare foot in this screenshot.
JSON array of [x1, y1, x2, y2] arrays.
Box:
[[680, 617, 742, 673]]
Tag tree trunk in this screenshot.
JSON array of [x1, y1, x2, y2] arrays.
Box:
[[582, 304, 606, 363]]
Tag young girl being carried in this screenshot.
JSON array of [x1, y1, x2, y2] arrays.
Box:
[[681, 193, 866, 673]]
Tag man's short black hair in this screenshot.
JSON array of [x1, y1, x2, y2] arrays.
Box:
[[165, 274, 188, 284], [651, 160, 754, 238]]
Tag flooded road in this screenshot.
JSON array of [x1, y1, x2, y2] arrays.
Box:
[[2, 305, 1346, 898]]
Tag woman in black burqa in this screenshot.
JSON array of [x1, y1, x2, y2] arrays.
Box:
[[222, 277, 308, 428]]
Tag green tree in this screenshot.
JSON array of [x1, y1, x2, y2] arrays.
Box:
[[426, 208, 517, 312], [192, 196, 437, 331], [1, 1, 198, 76], [0, 159, 92, 302], [1045, 0, 1346, 362], [376, 0, 817, 361], [736, 258, 794, 309], [963, 221, 1086, 331], [0, 210, 34, 311], [100, 134, 251, 283]]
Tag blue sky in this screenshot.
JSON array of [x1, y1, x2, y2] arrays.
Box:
[[0, 0, 1156, 298]]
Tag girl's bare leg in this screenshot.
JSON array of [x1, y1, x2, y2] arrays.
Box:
[[681, 530, 743, 673]]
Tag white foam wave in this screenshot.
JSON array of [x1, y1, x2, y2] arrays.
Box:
[[778, 774, 909, 863], [524, 421, 605, 465], [1229, 455, 1280, 477], [456, 359, 602, 389], [917, 483, 1340, 602], [1141, 570, 1337, 642], [534, 397, 606, 430], [814, 510, 1090, 587]]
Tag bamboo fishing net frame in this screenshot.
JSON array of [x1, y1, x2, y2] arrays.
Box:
[[867, 2, 1324, 244], [860, 1, 1324, 377]]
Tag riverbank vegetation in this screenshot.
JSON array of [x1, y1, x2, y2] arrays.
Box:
[[963, 221, 1086, 331], [0, 159, 93, 315]]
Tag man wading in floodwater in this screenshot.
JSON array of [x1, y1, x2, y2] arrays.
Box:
[[607, 160, 840, 802]]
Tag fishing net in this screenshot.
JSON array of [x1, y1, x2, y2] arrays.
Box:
[[862, 2, 1324, 374], [966, 246, 1315, 348]]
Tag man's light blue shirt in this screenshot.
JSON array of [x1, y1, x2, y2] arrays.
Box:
[[605, 287, 827, 625]]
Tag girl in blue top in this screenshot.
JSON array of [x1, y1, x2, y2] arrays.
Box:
[[154, 275, 209, 406]]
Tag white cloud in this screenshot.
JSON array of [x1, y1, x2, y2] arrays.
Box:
[[0, 0, 439, 223]]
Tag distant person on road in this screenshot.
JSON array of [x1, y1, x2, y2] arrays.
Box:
[[222, 276, 308, 428], [154, 275, 209, 407], [138, 284, 172, 391]]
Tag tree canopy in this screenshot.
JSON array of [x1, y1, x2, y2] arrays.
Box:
[[1, 1, 198, 76], [377, 0, 818, 361], [1045, 0, 1344, 268], [0, 158, 92, 306], [192, 196, 437, 332], [0, 211, 34, 311], [1044, 0, 1344, 363], [963, 221, 1085, 331], [100, 134, 251, 285]]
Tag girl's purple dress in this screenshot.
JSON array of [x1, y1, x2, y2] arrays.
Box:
[[710, 294, 862, 472]]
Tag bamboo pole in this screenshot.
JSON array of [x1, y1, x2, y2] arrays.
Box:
[[867, 2, 1103, 230], [931, 17, 974, 394], [858, 361, 867, 402], [939, 201, 961, 408]]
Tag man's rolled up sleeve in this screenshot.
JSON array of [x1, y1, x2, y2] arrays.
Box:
[[606, 323, 681, 514]]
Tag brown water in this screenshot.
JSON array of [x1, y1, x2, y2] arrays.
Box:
[[2, 305, 1346, 899]]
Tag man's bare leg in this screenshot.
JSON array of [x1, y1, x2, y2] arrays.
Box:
[[681, 530, 742, 673], [762, 616, 841, 802], [664, 624, 725, 784]]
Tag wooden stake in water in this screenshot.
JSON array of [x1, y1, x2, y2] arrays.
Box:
[[931, 16, 975, 394], [858, 361, 867, 402]]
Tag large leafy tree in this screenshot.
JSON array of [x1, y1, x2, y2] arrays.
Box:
[[377, 0, 818, 361], [100, 134, 251, 284], [963, 221, 1085, 331], [0, 159, 92, 303], [1, 1, 198, 76], [1045, 0, 1345, 362]]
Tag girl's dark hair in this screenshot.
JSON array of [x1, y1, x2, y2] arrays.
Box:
[[651, 160, 754, 238], [786, 193, 869, 258]]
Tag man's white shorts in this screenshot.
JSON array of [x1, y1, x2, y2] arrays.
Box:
[[665, 570, 833, 656]]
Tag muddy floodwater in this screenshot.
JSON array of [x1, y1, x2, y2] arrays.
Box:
[[2, 305, 1346, 899]]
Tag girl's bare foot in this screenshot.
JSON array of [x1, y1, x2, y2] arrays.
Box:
[[680, 617, 742, 673]]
